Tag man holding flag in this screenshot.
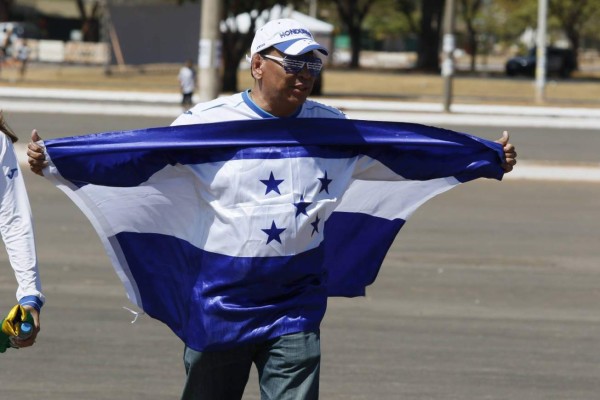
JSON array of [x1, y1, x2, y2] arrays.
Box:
[[28, 18, 516, 400]]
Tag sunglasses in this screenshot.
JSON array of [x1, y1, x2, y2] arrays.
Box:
[[262, 54, 323, 77]]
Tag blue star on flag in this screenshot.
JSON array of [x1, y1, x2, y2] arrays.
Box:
[[310, 214, 321, 236], [260, 171, 284, 195], [318, 171, 332, 194], [293, 195, 312, 217], [262, 221, 286, 244]]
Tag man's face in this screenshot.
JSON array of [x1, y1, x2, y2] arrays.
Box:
[[258, 49, 320, 110]]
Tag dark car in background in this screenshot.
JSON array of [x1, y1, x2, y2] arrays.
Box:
[[505, 47, 577, 78]]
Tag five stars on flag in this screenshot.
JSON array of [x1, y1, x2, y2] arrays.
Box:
[[259, 170, 332, 244]]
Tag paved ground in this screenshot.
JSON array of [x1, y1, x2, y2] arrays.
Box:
[[1, 172, 599, 400]]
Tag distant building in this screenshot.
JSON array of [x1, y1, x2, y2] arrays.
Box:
[[108, 2, 201, 65]]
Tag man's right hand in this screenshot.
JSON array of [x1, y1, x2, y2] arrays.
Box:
[[27, 129, 47, 176]]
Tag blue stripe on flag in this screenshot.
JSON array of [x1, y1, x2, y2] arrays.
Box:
[[323, 212, 406, 297], [116, 231, 326, 351], [45, 119, 505, 188]]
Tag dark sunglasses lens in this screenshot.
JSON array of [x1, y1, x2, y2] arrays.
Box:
[[306, 61, 323, 76], [282, 59, 306, 74], [282, 57, 322, 76]]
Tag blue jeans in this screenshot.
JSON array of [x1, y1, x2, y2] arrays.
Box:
[[181, 330, 320, 400]]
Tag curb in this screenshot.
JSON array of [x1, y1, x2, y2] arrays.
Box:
[[4, 99, 599, 130], [2, 92, 600, 129]]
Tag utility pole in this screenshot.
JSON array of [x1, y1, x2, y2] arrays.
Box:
[[198, 0, 223, 102], [442, 0, 456, 113], [535, 0, 548, 104], [309, 0, 318, 18]]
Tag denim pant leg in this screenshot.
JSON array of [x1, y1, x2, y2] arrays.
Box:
[[181, 345, 253, 400], [254, 331, 321, 400]]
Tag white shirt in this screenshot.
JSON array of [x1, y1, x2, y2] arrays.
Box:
[[172, 90, 346, 125], [178, 66, 196, 94], [0, 133, 44, 307]]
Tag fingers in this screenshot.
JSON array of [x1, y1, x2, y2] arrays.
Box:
[[502, 131, 517, 172], [27, 129, 47, 176], [23, 306, 40, 329], [495, 130, 517, 173], [496, 130, 509, 146], [31, 128, 41, 142], [11, 306, 40, 349], [501, 161, 515, 173], [11, 332, 37, 348]]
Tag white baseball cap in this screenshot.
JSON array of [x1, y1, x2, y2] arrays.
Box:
[[250, 18, 328, 57]]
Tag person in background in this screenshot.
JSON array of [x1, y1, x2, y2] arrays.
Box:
[[15, 39, 31, 80], [178, 59, 196, 111], [0, 112, 44, 348], [0, 26, 12, 80]]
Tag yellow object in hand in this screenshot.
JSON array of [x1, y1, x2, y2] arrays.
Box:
[[1, 304, 30, 337]]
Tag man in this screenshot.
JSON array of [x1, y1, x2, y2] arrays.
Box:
[[28, 18, 516, 400], [178, 59, 196, 111]]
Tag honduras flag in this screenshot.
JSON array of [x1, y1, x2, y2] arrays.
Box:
[[42, 118, 505, 351]]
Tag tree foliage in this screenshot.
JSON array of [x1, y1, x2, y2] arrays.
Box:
[[549, 0, 600, 58], [178, 0, 600, 80], [364, 0, 418, 41], [330, 0, 376, 68], [0, 0, 13, 22], [416, 0, 444, 72], [75, 0, 101, 42], [458, 0, 483, 72]]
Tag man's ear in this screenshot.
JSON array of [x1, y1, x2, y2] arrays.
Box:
[[251, 54, 263, 80]]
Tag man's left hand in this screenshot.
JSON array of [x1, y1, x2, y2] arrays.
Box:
[[496, 131, 517, 173]]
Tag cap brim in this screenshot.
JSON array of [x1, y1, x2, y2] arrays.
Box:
[[273, 39, 328, 56]]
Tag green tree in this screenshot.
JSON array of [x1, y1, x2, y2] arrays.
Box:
[[75, 0, 101, 42], [0, 0, 13, 22], [494, 0, 600, 69], [364, 0, 419, 44], [417, 0, 444, 72], [365, 0, 446, 72], [458, 0, 483, 72], [331, 0, 377, 68], [549, 0, 600, 67]]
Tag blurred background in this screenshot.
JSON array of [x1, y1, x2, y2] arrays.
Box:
[[0, 0, 598, 106], [1, 2, 600, 399]]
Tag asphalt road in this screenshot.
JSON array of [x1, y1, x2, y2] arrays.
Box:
[[1, 113, 599, 399]]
